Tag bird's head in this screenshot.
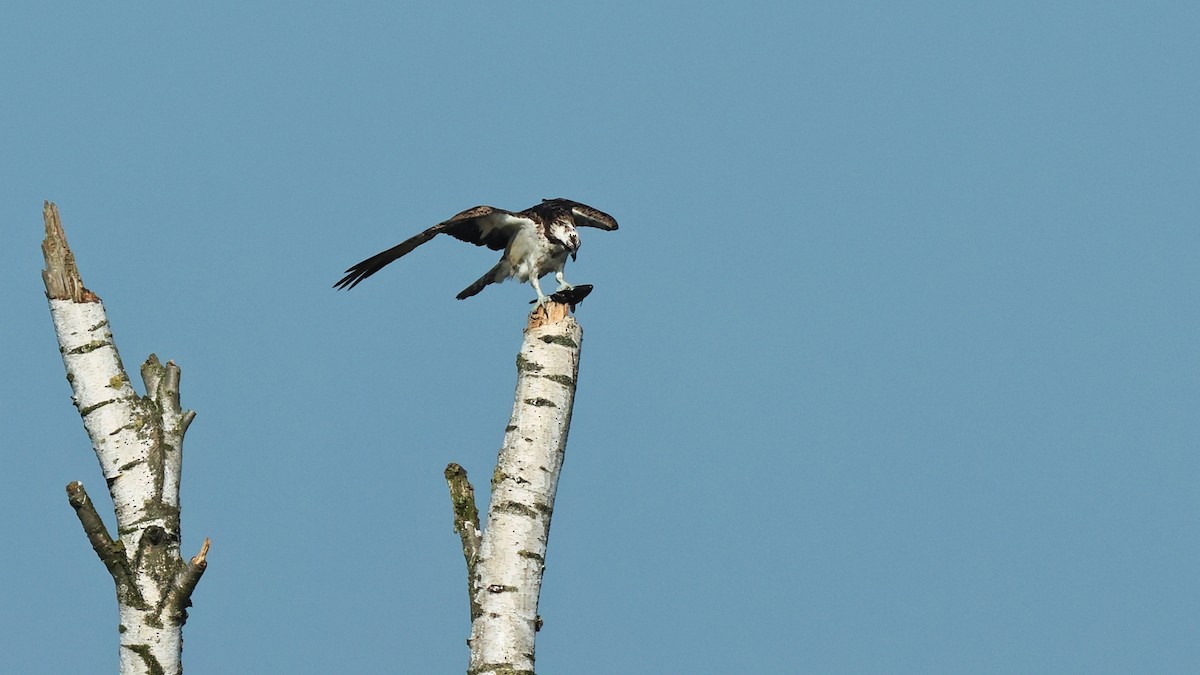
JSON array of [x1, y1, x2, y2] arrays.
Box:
[[549, 222, 581, 261]]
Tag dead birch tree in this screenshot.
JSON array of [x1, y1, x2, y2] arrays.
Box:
[[446, 300, 585, 675], [41, 202, 209, 675]]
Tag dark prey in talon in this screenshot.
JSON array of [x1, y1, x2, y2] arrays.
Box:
[[334, 199, 618, 306], [532, 284, 593, 312]]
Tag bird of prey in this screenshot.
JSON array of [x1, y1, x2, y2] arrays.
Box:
[[333, 198, 618, 305]]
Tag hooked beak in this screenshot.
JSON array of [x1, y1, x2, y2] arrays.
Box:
[[570, 251, 577, 262]]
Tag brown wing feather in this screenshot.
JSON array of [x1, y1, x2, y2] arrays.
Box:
[[529, 198, 619, 231], [438, 205, 520, 250], [333, 205, 521, 290]]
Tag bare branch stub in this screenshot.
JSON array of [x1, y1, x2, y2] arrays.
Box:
[[446, 463, 483, 620], [166, 538, 211, 627], [40, 201, 98, 302], [65, 481, 133, 590]]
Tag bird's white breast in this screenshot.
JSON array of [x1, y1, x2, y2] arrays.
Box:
[[505, 223, 566, 282]]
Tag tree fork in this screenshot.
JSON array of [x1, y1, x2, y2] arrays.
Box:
[[42, 201, 210, 675]]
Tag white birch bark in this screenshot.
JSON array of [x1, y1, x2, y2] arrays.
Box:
[[454, 306, 582, 675], [41, 202, 208, 675]]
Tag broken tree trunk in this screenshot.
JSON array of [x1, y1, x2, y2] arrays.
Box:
[[446, 301, 583, 675], [41, 201, 209, 675]]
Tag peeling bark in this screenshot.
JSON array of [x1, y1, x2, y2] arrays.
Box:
[[42, 202, 209, 675], [448, 302, 583, 675]]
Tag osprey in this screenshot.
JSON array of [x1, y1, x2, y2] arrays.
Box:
[[334, 198, 618, 305]]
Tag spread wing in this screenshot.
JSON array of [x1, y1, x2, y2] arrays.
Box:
[[333, 205, 529, 290], [532, 198, 619, 231]]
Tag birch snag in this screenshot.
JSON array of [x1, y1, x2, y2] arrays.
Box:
[[446, 302, 583, 675], [41, 202, 209, 675]]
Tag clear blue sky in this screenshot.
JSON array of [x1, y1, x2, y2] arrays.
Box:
[[3, 2, 1197, 673]]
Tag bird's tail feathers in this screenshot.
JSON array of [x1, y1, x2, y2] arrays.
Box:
[[456, 263, 502, 300]]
